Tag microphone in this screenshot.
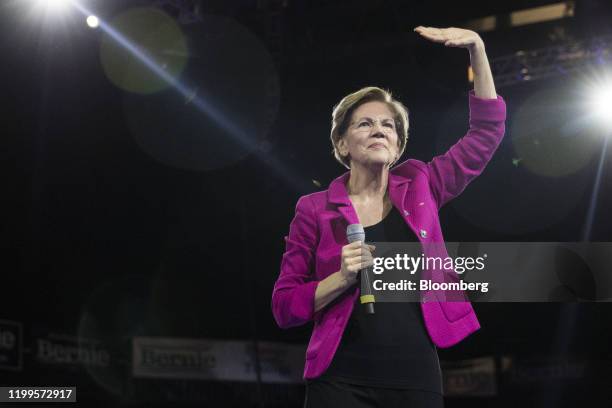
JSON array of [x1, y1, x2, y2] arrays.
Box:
[[347, 224, 375, 314]]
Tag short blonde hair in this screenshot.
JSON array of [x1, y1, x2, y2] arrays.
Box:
[[330, 86, 409, 169]]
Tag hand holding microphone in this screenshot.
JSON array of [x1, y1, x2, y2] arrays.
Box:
[[345, 224, 376, 314], [339, 240, 376, 286]]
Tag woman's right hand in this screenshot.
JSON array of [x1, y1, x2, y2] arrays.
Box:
[[339, 241, 376, 285]]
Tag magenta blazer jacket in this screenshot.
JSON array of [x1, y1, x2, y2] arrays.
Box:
[[272, 90, 507, 380]]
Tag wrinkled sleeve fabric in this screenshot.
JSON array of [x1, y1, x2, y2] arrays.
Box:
[[426, 90, 507, 210], [271, 195, 320, 329]]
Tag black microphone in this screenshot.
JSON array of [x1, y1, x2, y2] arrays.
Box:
[[347, 224, 375, 314]]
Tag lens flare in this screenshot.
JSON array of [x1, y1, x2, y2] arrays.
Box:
[[37, 0, 71, 13], [86, 15, 99, 28], [99, 7, 189, 94], [590, 85, 612, 125]]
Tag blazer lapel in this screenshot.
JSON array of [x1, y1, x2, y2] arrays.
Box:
[[388, 171, 413, 212], [328, 171, 360, 225], [389, 171, 421, 242], [327, 169, 413, 226]]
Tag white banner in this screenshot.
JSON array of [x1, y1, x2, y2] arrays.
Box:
[[132, 337, 304, 383]]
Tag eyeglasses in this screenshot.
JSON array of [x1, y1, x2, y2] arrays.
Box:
[[349, 117, 397, 134]]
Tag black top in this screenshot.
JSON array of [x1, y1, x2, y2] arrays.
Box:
[[317, 207, 443, 393]]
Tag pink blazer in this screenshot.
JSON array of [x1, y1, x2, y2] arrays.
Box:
[[272, 90, 507, 380]]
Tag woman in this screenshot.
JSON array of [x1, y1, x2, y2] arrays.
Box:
[[272, 26, 506, 407]]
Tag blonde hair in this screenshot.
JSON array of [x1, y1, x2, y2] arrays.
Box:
[[330, 86, 409, 169]]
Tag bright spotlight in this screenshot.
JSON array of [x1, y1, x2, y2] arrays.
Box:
[[37, 0, 71, 12], [583, 71, 612, 129], [591, 85, 612, 125], [86, 15, 99, 28]]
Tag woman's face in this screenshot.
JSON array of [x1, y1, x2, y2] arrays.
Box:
[[338, 101, 400, 169]]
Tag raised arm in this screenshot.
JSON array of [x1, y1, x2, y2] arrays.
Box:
[[414, 26, 497, 99], [414, 26, 506, 209], [469, 36, 497, 99]]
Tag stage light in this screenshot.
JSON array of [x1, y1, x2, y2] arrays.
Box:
[[582, 70, 612, 129], [86, 15, 99, 28], [590, 85, 612, 126], [37, 0, 71, 12]]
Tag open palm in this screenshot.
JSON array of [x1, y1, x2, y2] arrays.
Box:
[[414, 26, 482, 49]]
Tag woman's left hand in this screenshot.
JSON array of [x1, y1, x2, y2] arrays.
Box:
[[414, 26, 483, 50], [415, 26, 497, 99]]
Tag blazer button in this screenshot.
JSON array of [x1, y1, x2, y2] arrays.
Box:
[[420, 229, 428, 238]]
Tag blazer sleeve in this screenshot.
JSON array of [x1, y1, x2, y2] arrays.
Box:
[[425, 90, 507, 210], [271, 194, 321, 329]]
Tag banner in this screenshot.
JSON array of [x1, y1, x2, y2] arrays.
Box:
[[0, 319, 23, 371], [132, 337, 305, 383]]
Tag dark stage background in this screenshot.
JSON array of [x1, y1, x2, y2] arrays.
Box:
[[2, 0, 612, 406]]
